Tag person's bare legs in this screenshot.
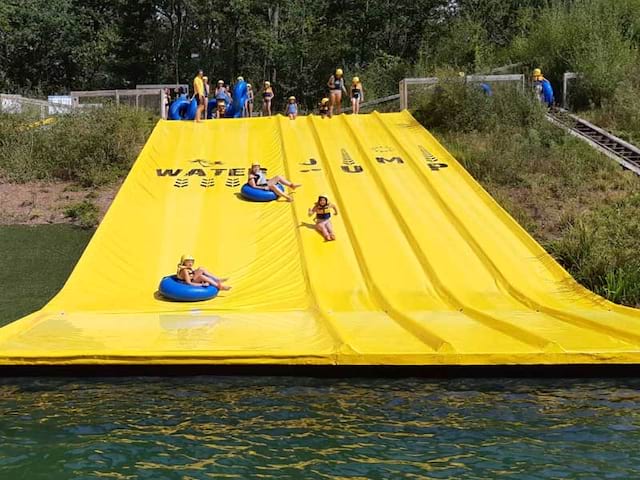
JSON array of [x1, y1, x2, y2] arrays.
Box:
[[334, 93, 342, 114], [267, 183, 292, 202], [315, 221, 331, 240], [268, 176, 301, 189], [195, 103, 204, 123], [325, 220, 336, 240], [193, 269, 231, 290]]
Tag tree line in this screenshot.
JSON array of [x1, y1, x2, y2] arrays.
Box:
[[1, 0, 639, 108]]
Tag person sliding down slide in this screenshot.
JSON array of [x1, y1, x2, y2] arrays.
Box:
[[308, 195, 338, 241], [248, 163, 301, 202], [176, 254, 231, 290]]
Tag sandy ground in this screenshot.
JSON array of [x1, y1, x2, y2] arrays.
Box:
[[0, 181, 121, 225]]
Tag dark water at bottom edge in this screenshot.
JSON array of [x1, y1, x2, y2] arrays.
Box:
[[1, 376, 640, 479]]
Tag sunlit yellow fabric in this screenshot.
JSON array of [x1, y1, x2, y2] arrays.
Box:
[[2, 111, 640, 365]]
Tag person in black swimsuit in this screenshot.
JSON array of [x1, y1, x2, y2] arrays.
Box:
[[350, 76, 364, 115], [247, 163, 301, 202], [176, 254, 231, 290], [308, 194, 339, 240], [327, 68, 347, 116]]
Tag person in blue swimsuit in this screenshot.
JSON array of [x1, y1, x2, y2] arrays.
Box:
[[327, 68, 347, 116], [286, 96, 298, 119], [308, 194, 338, 241]]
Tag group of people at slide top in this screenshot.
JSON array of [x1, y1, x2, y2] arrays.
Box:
[[247, 163, 339, 241], [191, 67, 364, 121]]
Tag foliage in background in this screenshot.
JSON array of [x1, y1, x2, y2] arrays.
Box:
[[64, 200, 100, 228], [0, 105, 155, 185]]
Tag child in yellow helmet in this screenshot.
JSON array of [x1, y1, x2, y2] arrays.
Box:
[[176, 254, 231, 290], [319, 97, 331, 118], [308, 195, 338, 241], [327, 68, 347, 115], [262, 81, 274, 116], [350, 76, 364, 114], [215, 98, 227, 119], [286, 96, 298, 119]]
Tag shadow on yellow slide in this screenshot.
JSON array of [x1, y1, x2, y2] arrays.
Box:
[[2, 111, 640, 366]]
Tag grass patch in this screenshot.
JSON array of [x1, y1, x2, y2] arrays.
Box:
[[0, 225, 94, 327]]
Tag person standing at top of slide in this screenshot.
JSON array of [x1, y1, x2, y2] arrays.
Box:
[[193, 69, 205, 122], [262, 81, 274, 116], [203, 76, 210, 118], [350, 76, 364, 114], [327, 68, 347, 115]]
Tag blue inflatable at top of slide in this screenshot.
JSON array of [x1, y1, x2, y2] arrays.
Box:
[[225, 80, 248, 118], [541, 79, 554, 107]]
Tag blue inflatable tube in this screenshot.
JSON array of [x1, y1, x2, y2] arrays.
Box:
[[168, 98, 198, 120], [240, 183, 285, 202], [158, 275, 219, 302], [226, 81, 248, 118], [541, 79, 554, 107]]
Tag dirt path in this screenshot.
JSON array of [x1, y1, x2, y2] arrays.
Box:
[[0, 181, 121, 225]]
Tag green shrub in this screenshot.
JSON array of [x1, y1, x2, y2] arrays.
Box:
[[63, 200, 99, 229], [412, 70, 546, 134], [0, 105, 155, 186]]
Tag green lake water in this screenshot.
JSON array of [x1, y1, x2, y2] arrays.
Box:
[[1, 377, 639, 479]]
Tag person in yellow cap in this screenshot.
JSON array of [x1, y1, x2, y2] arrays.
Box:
[[192, 69, 205, 122], [327, 68, 347, 115], [532, 68, 554, 107], [308, 194, 339, 241], [176, 254, 231, 290], [248, 163, 301, 202], [318, 97, 331, 118], [286, 95, 298, 119], [350, 76, 364, 114], [262, 80, 274, 116]]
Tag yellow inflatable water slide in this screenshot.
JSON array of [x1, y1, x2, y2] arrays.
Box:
[[3, 111, 640, 367]]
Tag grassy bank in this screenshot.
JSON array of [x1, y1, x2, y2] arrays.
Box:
[[416, 80, 640, 307], [0, 105, 155, 186], [0, 225, 94, 327]]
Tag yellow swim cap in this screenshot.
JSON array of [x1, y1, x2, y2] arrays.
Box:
[[180, 254, 195, 264], [203, 76, 208, 81], [321, 97, 329, 104], [336, 68, 343, 76], [288, 96, 296, 101], [237, 76, 244, 82], [352, 76, 360, 83], [264, 80, 271, 86], [533, 68, 542, 77], [247, 83, 252, 88], [217, 79, 224, 85]]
